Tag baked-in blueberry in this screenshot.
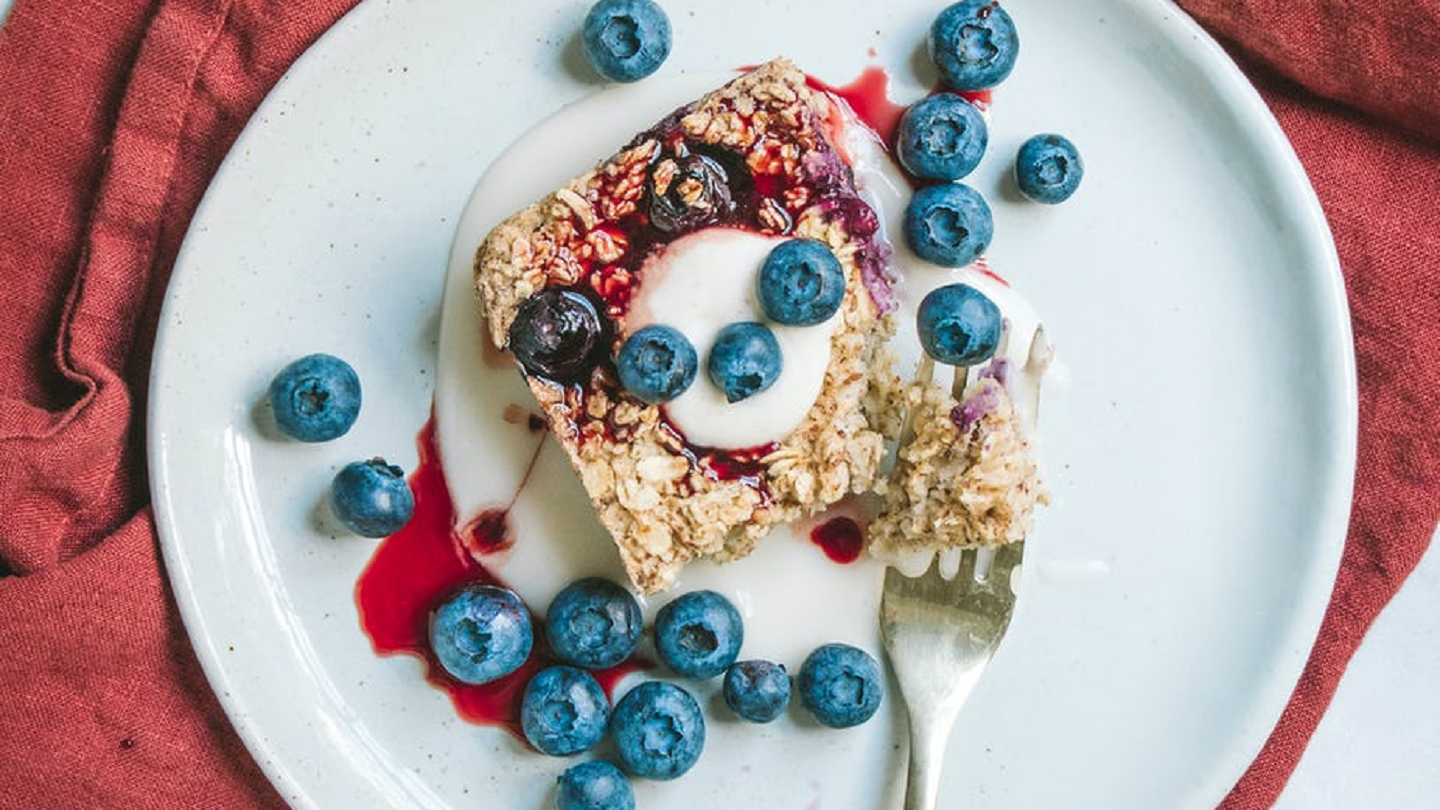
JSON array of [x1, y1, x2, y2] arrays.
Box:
[[1016, 133, 1083, 204], [509, 289, 606, 383], [757, 239, 846, 326], [556, 760, 635, 810], [648, 150, 740, 235], [611, 681, 706, 779], [654, 590, 743, 679], [430, 583, 534, 685], [521, 665, 611, 756], [896, 94, 988, 181], [915, 283, 1002, 366], [545, 577, 644, 670], [706, 322, 782, 403], [329, 458, 415, 537], [903, 183, 992, 267], [722, 660, 790, 723], [928, 0, 1020, 91], [583, 0, 671, 83], [268, 353, 361, 442], [616, 325, 697, 404], [798, 643, 884, 729]]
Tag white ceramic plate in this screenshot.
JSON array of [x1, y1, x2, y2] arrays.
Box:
[[149, 0, 1355, 808]]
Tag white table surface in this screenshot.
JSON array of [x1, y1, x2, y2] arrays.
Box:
[[1, 1, 1435, 807], [1272, 527, 1440, 810]]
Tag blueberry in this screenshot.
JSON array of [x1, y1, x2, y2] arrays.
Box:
[[616, 325, 697, 404], [546, 577, 644, 669], [611, 681, 706, 779], [896, 94, 988, 181], [329, 458, 415, 537], [1016, 133, 1083, 204], [722, 660, 790, 723], [798, 643, 884, 729], [903, 183, 992, 267], [915, 283, 1002, 366], [521, 665, 611, 756], [430, 584, 534, 685], [509, 289, 606, 382], [928, 0, 1020, 91], [267, 353, 361, 442], [648, 150, 741, 235], [582, 0, 671, 83], [556, 760, 635, 810], [757, 239, 846, 326], [706, 322, 782, 403], [654, 590, 743, 679]]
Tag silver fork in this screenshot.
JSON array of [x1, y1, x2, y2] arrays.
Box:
[[880, 542, 1024, 810]]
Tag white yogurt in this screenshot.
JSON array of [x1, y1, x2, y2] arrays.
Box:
[[625, 228, 839, 449]]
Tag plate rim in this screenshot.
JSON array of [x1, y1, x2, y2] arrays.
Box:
[[147, 0, 1358, 806]]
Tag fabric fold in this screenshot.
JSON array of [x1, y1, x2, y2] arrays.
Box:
[[0, 0, 1435, 807]]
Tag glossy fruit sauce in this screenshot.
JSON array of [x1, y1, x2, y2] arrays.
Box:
[[810, 516, 867, 564], [355, 418, 641, 739]]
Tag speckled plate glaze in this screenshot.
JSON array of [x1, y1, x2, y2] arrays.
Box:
[[149, 0, 1355, 808]]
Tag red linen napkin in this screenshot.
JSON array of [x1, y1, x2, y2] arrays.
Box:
[[0, 0, 1434, 808]]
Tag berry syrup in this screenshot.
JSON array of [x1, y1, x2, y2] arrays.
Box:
[[355, 417, 641, 739], [810, 516, 866, 564]]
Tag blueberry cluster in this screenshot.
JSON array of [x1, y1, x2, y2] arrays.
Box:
[[425, 577, 883, 808], [652, 589, 883, 731], [266, 353, 416, 538], [902, 1, 1082, 270], [611, 238, 847, 407]]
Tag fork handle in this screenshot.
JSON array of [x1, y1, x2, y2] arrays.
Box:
[[903, 709, 958, 810]]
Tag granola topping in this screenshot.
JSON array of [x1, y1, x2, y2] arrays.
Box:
[[471, 59, 1049, 594]]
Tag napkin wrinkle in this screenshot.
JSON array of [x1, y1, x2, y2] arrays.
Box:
[[1178, 0, 1440, 142], [0, 0, 1437, 807], [0, 0, 352, 805], [1209, 59, 1440, 810]]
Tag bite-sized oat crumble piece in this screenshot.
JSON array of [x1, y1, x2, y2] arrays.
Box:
[[869, 374, 1048, 558]]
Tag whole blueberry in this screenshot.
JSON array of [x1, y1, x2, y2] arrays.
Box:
[[430, 584, 534, 685], [654, 590, 743, 679], [1016, 133, 1084, 204], [583, 0, 671, 83], [928, 0, 1020, 91], [706, 322, 782, 403], [611, 681, 706, 779], [556, 760, 635, 810], [722, 660, 790, 723], [521, 665, 611, 756], [903, 183, 993, 267], [267, 353, 361, 442], [897, 94, 988, 181], [509, 289, 606, 383], [757, 239, 846, 326], [329, 458, 415, 537], [616, 325, 697, 404], [546, 577, 644, 669], [798, 643, 884, 729], [916, 283, 1002, 366]]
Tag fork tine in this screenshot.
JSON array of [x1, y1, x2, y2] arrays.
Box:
[[936, 547, 962, 580], [951, 547, 976, 583], [994, 539, 1024, 574]]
